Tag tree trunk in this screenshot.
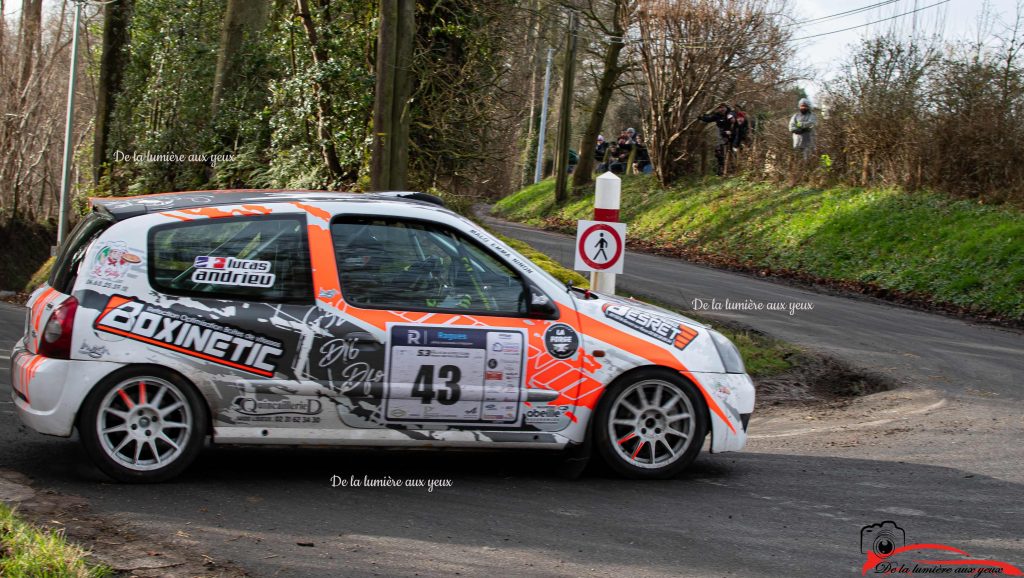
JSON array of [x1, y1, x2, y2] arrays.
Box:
[[370, 0, 397, 190], [371, 0, 413, 191], [519, 0, 541, 188], [572, 0, 625, 190], [17, 0, 42, 91], [553, 10, 578, 205], [94, 0, 133, 184], [211, 0, 269, 117], [389, 0, 414, 191], [296, 0, 344, 181]]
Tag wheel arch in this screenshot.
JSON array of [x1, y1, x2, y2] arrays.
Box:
[[594, 364, 713, 433], [74, 363, 213, 437]]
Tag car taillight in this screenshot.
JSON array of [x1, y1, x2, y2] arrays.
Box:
[[38, 296, 78, 359]]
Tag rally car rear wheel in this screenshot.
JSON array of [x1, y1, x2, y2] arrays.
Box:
[[79, 367, 207, 483], [594, 369, 708, 479]]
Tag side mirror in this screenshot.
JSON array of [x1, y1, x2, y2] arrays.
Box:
[[525, 284, 559, 320]]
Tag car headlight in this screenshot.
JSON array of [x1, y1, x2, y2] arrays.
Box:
[[709, 330, 746, 374]]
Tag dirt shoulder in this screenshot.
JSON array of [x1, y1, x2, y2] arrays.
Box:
[[0, 470, 249, 577]]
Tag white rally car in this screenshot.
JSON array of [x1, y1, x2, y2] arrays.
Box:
[[10, 190, 753, 482]]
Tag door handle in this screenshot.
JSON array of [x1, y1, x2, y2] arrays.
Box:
[[348, 332, 382, 351]]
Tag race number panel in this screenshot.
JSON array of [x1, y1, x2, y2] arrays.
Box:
[[385, 325, 525, 423]]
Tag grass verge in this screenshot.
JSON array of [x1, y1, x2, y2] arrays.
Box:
[[0, 503, 111, 578], [494, 176, 1024, 322]]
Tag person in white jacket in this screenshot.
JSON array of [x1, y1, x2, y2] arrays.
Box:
[[789, 98, 817, 161]]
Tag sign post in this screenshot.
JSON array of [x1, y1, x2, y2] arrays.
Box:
[[574, 172, 624, 294], [585, 170, 622, 289]]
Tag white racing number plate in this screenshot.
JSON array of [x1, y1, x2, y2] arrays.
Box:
[[385, 325, 525, 424]]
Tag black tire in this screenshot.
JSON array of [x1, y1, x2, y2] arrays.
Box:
[[78, 366, 207, 483], [593, 368, 708, 479]]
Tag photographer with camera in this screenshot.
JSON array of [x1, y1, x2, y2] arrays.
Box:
[[699, 103, 736, 176]]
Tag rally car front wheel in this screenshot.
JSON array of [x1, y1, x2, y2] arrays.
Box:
[[594, 369, 708, 479], [79, 366, 207, 483]]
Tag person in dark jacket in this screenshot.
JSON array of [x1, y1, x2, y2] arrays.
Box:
[[633, 135, 652, 174], [699, 103, 736, 175], [731, 110, 751, 150], [608, 134, 631, 174], [594, 135, 609, 171]]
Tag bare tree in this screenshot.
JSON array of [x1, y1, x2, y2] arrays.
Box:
[[1, 1, 98, 224], [572, 0, 631, 189], [633, 0, 792, 184]]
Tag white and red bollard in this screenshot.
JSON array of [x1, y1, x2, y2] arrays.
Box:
[[591, 172, 621, 294]]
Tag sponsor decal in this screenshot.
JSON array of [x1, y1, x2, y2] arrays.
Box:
[[602, 303, 698, 350], [524, 405, 568, 425], [87, 241, 142, 291], [544, 323, 579, 359], [78, 343, 109, 359], [191, 256, 276, 288], [94, 295, 284, 377], [232, 396, 322, 416], [465, 228, 536, 274], [861, 521, 1022, 576]]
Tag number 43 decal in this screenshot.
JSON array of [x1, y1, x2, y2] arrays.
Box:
[[412, 364, 462, 405]]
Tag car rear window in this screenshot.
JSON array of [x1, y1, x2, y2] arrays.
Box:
[[50, 211, 115, 293], [148, 215, 313, 303]]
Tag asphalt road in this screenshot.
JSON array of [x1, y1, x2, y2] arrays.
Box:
[[2, 224, 1023, 578], [485, 217, 1024, 401]]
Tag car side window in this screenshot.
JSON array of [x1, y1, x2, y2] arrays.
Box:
[[149, 216, 312, 303], [331, 217, 527, 315]]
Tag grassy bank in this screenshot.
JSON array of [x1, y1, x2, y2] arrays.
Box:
[[0, 504, 110, 578], [494, 177, 1024, 321]]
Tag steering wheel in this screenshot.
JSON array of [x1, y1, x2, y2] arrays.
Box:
[[406, 255, 446, 302]]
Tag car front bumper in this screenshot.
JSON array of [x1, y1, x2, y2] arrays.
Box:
[[692, 371, 755, 453]]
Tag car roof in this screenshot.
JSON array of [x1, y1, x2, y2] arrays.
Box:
[[89, 189, 446, 221]]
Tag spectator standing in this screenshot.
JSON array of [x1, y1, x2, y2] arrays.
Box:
[[633, 135, 652, 174], [789, 98, 817, 161], [623, 128, 638, 169], [699, 103, 736, 175], [732, 110, 751, 150], [594, 135, 609, 171]]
